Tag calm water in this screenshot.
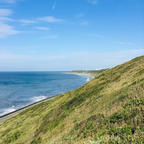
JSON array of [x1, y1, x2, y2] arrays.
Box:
[[0, 72, 89, 116]]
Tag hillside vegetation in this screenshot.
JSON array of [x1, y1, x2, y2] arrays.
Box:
[[0, 56, 144, 144]]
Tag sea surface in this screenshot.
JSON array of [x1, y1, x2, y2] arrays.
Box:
[[0, 72, 90, 116]]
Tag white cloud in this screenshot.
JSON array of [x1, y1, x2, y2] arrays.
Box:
[[0, 22, 20, 38], [0, 9, 14, 23], [0, 16, 14, 22], [0, 9, 12, 16], [52, 2, 56, 11], [19, 19, 36, 25], [35, 26, 51, 31], [38, 16, 63, 23], [18, 16, 63, 25], [88, 0, 98, 5]]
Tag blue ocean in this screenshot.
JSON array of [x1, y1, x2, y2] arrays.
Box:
[[0, 72, 89, 116]]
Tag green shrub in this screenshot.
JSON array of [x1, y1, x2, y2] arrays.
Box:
[[4, 131, 21, 144], [107, 126, 136, 137], [109, 112, 126, 123], [31, 137, 41, 144]]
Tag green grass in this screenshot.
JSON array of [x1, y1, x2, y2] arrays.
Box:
[[0, 56, 144, 144]]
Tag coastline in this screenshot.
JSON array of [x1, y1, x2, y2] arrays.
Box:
[[0, 96, 55, 124], [67, 72, 95, 80], [0, 73, 92, 124]]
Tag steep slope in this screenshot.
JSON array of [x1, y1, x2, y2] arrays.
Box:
[[0, 56, 144, 144]]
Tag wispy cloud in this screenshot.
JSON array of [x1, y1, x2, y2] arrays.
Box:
[[87, 0, 98, 5], [19, 19, 36, 25], [52, 2, 56, 11], [0, 9, 14, 23], [0, 9, 12, 16], [0, 22, 20, 38], [0, 16, 14, 22], [38, 16, 63, 23], [35, 26, 51, 31], [18, 16, 64, 25], [0, 8, 19, 38]]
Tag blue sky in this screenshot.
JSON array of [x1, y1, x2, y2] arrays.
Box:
[[0, 0, 144, 71]]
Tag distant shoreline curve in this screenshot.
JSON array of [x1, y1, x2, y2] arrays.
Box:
[[66, 72, 95, 80]]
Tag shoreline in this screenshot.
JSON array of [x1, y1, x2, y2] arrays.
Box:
[[0, 73, 92, 124], [0, 96, 55, 124], [67, 72, 95, 80]]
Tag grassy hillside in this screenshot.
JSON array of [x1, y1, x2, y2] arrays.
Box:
[[0, 56, 144, 144]]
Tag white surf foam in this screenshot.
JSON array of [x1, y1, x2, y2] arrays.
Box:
[[86, 77, 90, 82], [31, 96, 47, 103], [0, 106, 16, 116], [68, 72, 92, 83]]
